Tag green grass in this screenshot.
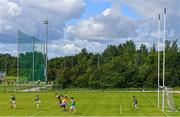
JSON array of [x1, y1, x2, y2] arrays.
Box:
[[0, 91, 179, 116], [5, 76, 17, 80]]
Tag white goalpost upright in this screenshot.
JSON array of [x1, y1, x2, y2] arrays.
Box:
[[157, 14, 160, 108], [162, 7, 166, 112], [157, 8, 176, 112], [157, 8, 166, 112]]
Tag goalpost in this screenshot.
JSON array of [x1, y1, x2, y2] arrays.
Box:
[[157, 8, 176, 112]]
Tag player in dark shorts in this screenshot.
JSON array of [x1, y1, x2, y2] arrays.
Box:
[[56, 93, 66, 111], [60, 97, 66, 112], [132, 96, 138, 109], [64, 96, 69, 109]]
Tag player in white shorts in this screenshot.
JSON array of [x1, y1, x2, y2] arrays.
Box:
[[10, 95, 16, 109], [70, 97, 76, 112], [32, 95, 41, 110]]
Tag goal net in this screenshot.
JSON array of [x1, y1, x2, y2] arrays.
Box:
[[164, 87, 176, 112]]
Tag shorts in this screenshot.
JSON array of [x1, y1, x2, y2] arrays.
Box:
[[70, 106, 75, 110], [60, 103, 66, 108], [11, 101, 16, 104], [133, 103, 137, 108], [36, 101, 41, 104]]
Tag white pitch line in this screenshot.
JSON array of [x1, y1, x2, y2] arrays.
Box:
[[142, 93, 169, 117]]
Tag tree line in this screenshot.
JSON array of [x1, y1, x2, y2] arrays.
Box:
[[48, 40, 180, 88], [0, 40, 179, 88]]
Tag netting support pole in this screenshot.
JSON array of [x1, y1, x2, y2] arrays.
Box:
[[33, 36, 35, 84]]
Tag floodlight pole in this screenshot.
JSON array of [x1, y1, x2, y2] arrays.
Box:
[[43, 18, 48, 83], [157, 14, 160, 107], [162, 8, 166, 111], [17, 31, 19, 84]]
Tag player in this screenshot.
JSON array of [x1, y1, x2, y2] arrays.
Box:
[[56, 93, 62, 102], [55, 93, 62, 106], [64, 96, 69, 108], [132, 96, 138, 109], [32, 95, 41, 110], [60, 97, 66, 112], [56, 93, 66, 111], [70, 97, 76, 112], [10, 95, 16, 109]]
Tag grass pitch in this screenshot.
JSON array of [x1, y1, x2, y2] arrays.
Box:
[[0, 91, 179, 116]]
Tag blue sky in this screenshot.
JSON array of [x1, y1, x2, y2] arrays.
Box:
[[82, 0, 111, 19], [66, 0, 112, 26], [0, 0, 180, 58], [121, 3, 141, 19], [66, 0, 140, 25]]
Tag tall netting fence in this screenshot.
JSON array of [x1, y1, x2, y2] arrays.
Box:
[[17, 31, 45, 83]]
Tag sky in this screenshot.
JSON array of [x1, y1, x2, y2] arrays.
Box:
[[0, 0, 180, 58]]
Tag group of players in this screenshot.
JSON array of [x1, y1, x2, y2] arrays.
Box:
[[55, 93, 76, 112], [10, 94, 76, 112], [10, 94, 137, 112]]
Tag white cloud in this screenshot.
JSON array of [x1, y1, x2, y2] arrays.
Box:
[[0, 0, 85, 39], [1, 0, 180, 58], [48, 40, 81, 58], [64, 0, 180, 56], [48, 38, 109, 58], [0, 43, 17, 56], [7, 1, 22, 17], [62, 44, 81, 52], [102, 8, 112, 16], [0, 0, 22, 18], [19, 0, 85, 20], [66, 4, 136, 41], [0, 0, 86, 57]]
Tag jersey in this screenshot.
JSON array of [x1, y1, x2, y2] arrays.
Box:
[[133, 98, 137, 104], [11, 96, 16, 101], [70, 100, 75, 106], [35, 96, 40, 102], [65, 97, 69, 103], [62, 98, 66, 103]]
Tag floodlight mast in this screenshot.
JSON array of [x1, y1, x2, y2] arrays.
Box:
[[157, 14, 160, 107], [17, 31, 19, 84], [43, 18, 48, 82], [162, 8, 166, 112]]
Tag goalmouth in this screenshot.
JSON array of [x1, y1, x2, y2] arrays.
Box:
[[158, 86, 177, 112]]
